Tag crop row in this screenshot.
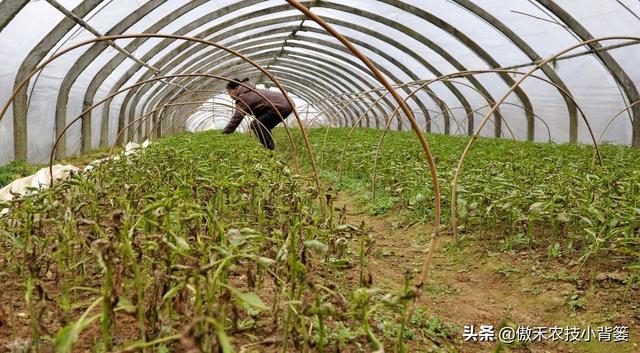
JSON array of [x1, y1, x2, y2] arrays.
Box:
[[0, 130, 443, 352], [282, 128, 640, 273]]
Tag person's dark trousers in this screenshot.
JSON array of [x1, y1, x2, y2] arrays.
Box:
[[250, 109, 290, 150]]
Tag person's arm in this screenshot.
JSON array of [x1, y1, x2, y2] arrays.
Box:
[[222, 100, 248, 134]]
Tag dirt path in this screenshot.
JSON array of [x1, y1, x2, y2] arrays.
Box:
[[333, 190, 640, 353]]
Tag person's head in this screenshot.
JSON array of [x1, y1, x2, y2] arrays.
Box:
[[226, 78, 249, 99]]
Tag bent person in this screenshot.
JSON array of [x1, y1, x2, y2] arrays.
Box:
[[222, 78, 294, 150]]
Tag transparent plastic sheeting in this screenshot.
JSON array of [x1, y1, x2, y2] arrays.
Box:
[[0, 1, 639, 165]]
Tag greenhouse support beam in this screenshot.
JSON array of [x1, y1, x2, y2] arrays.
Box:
[[53, 0, 167, 155], [145, 43, 382, 131], [286, 1, 442, 327], [308, 2, 504, 136], [537, 0, 640, 147], [106, 3, 496, 140], [12, 0, 102, 161], [258, 17, 306, 85], [374, 0, 534, 139], [85, 0, 210, 148], [0, 34, 322, 201], [0, 0, 29, 33], [300, 19, 445, 133], [200, 21, 412, 122], [178, 66, 356, 129], [172, 63, 362, 129], [130, 37, 371, 133], [44, 0, 160, 74], [503, 41, 640, 71], [143, 30, 436, 133], [151, 26, 395, 123], [102, 1, 280, 145], [143, 47, 373, 131], [451, 0, 578, 141]]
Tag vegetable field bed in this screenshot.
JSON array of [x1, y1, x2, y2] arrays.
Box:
[[288, 128, 640, 273], [1, 128, 638, 353], [0, 131, 455, 352], [280, 127, 640, 353]]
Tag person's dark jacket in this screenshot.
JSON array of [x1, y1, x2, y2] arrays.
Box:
[[222, 84, 294, 134]]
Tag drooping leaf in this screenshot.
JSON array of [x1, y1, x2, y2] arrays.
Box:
[[257, 256, 275, 268], [162, 284, 184, 303], [54, 298, 101, 353], [174, 235, 190, 251], [304, 240, 329, 256], [236, 291, 269, 311], [115, 297, 136, 314]]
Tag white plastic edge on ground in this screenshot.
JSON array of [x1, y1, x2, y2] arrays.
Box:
[[0, 139, 152, 216]]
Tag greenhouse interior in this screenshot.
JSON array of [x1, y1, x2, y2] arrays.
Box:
[[0, 1, 639, 352]]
